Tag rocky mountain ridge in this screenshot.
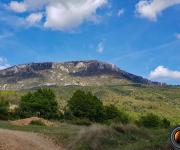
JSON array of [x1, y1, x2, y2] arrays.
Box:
[[0, 60, 163, 90]]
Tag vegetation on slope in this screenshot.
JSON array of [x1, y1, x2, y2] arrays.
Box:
[[53, 85, 180, 124], [1, 84, 180, 123], [18, 88, 61, 119], [0, 86, 179, 150]]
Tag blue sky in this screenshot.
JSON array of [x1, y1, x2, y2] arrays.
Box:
[[0, 0, 180, 84]]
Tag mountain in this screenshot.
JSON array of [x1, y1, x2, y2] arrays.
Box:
[[0, 60, 163, 90]]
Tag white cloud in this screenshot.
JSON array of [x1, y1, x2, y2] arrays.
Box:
[[149, 66, 180, 80], [9, 1, 27, 13], [97, 42, 104, 53], [0, 57, 10, 70], [44, 0, 107, 30], [117, 9, 125, 17], [135, 0, 180, 21], [26, 13, 43, 24], [8, 0, 108, 31]]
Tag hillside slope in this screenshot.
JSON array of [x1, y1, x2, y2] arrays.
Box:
[[0, 60, 162, 90]]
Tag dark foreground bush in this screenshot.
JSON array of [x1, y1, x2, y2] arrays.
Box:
[[104, 105, 119, 120], [64, 109, 74, 120], [0, 99, 9, 120], [112, 111, 129, 124], [67, 90, 105, 122], [161, 118, 171, 128], [138, 113, 160, 128], [70, 118, 92, 126], [18, 88, 61, 119], [104, 105, 129, 124], [138, 113, 166, 128], [67, 90, 129, 124]]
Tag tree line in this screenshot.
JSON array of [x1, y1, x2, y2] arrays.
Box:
[[0, 88, 170, 128]]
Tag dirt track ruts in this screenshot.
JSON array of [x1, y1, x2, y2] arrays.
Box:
[[0, 129, 64, 150]]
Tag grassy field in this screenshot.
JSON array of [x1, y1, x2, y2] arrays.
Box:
[[2, 84, 180, 124], [0, 120, 171, 150], [53, 85, 180, 124], [0, 84, 179, 149]]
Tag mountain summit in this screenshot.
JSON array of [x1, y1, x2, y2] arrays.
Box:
[[0, 60, 162, 90]]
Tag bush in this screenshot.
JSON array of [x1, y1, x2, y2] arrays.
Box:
[[30, 120, 45, 126], [161, 118, 171, 128], [18, 88, 60, 119], [67, 90, 129, 124], [68, 90, 105, 122], [64, 108, 74, 120], [104, 105, 129, 124], [0, 99, 9, 120], [113, 111, 129, 124], [138, 113, 161, 128], [138, 113, 171, 128], [71, 118, 92, 126], [104, 105, 120, 120]]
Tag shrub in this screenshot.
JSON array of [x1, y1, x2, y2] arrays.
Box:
[[30, 120, 45, 126], [112, 111, 129, 124], [0, 99, 10, 120], [103, 104, 130, 124], [71, 118, 92, 126], [162, 118, 171, 128], [64, 108, 74, 120], [138, 113, 161, 128], [104, 105, 120, 120], [18, 88, 60, 119], [68, 90, 105, 122]]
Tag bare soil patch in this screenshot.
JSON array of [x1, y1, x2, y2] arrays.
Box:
[[0, 129, 64, 150], [10, 117, 54, 126]]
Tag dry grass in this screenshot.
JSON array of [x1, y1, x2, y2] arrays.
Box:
[[68, 124, 118, 150], [0, 129, 64, 150], [111, 123, 138, 133], [10, 117, 54, 126]]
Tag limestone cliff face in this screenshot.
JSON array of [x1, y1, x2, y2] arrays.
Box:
[[0, 60, 162, 90], [0, 62, 52, 78]]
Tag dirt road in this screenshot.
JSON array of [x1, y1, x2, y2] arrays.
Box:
[[0, 129, 64, 150]]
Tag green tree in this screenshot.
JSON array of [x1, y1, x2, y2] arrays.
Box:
[[104, 105, 120, 120], [0, 99, 9, 120], [67, 90, 105, 122], [138, 113, 161, 128], [104, 105, 129, 124], [19, 88, 60, 119]]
